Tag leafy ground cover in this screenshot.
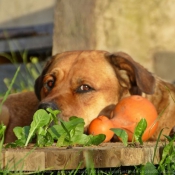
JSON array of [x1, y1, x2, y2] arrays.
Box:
[[4, 107, 149, 149], [6, 108, 105, 148]]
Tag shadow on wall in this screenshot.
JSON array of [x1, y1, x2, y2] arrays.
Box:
[[0, 6, 54, 29]]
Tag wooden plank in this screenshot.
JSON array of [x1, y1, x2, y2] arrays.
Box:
[[1, 142, 162, 171], [45, 148, 84, 170], [3, 150, 45, 171]]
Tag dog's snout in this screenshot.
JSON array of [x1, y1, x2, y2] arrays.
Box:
[[38, 102, 58, 111]]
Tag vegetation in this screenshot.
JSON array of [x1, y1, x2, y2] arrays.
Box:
[[0, 53, 175, 174], [6, 108, 105, 148]]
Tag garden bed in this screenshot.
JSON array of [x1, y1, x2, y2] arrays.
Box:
[[1, 142, 163, 171]]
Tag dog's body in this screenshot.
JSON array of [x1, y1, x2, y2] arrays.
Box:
[[0, 92, 39, 142], [1, 50, 175, 143]]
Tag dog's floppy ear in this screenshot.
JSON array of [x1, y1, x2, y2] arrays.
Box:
[[105, 52, 156, 95], [34, 58, 54, 100]]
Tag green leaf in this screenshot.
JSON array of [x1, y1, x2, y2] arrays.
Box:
[[48, 125, 62, 139], [0, 124, 6, 139], [49, 116, 105, 146], [11, 126, 31, 147], [87, 134, 106, 145], [25, 109, 51, 146], [56, 134, 68, 147], [111, 128, 128, 146], [37, 132, 54, 147], [158, 139, 174, 169], [0, 123, 6, 148], [67, 118, 85, 143], [60, 120, 71, 141], [49, 117, 85, 140], [13, 126, 30, 140], [49, 117, 85, 146], [73, 134, 90, 145], [140, 162, 158, 175], [133, 118, 147, 144], [46, 108, 60, 125]]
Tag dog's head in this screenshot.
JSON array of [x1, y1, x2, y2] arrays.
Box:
[[34, 50, 155, 127]]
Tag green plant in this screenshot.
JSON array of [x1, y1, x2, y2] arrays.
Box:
[[7, 108, 105, 148], [0, 124, 6, 149], [157, 135, 175, 174], [132, 118, 147, 144], [111, 118, 147, 146], [111, 128, 128, 146]]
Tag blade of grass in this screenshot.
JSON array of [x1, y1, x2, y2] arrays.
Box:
[[0, 66, 20, 113], [152, 128, 165, 164], [8, 147, 36, 171], [164, 85, 175, 103]]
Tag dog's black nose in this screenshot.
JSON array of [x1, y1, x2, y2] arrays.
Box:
[[38, 102, 58, 111]]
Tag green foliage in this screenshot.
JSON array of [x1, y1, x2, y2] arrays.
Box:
[[0, 123, 6, 150], [25, 109, 51, 146], [133, 118, 147, 144], [157, 135, 175, 174], [111, 118, 147, 146], [134, 162, 159, 175], [8, 108, 105, 148], [132, 135, 175, 175], [111, 128, 128, 146]]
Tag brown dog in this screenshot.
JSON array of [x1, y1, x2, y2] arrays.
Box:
[[1, 50, 175, 143]]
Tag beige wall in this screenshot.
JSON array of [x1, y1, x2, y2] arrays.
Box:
[[1, 0, 175, 80], [0, 0, 56, 28]]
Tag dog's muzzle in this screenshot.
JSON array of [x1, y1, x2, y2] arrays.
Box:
[[38, 102, 58, 111]]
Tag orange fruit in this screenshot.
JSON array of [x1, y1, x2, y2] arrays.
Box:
[[88, 115, 114, 142], [110, 95, 158, 141]]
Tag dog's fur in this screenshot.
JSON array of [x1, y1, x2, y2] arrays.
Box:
[[0, 92, 39, 142], [1, 50, 175, 143]]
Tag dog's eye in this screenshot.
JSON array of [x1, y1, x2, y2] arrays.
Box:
[[76, 84, 94, 93], [45, 79, 55, 90]]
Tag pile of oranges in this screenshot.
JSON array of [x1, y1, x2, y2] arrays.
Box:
[[88, 95, 158, 142]]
